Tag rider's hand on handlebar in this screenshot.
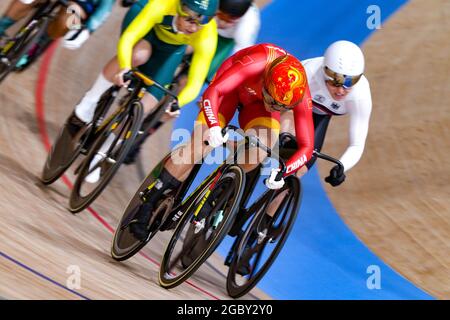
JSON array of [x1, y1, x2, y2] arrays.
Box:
[[114, 68, 131, 87], [325, 165, 346, 187], [63, 27, 90, 50], [207, 126, 228, 148], [265, 168, 285, 190], [163, 100, 181, 119]]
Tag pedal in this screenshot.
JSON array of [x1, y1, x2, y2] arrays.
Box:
[[257, 229, 267, 245], [0, 57, 11, 67], [193, 218, 205, 234], [106, 157, 116, 164], [212, 210, 224, 229]]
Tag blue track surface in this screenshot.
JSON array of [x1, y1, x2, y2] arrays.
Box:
[[169, 0, 433, 299]]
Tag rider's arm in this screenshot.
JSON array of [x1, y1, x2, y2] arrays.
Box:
[[231, 4, 260, 53], [85, 0, 115, 33], [285, 88, 315, 176], [201, 47, 268, 128], [117, 0, 168, 69], [339, 85, 372, 172], [178, 21, 218, 107]]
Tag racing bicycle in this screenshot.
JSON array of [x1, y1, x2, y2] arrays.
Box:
[[41, 70, 179, 213], [0, 0, 68, 82]]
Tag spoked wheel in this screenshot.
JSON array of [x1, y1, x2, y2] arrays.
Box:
[[111, 156, 174, 261], [0, 17, 49, 83], [226, 176, 302, 298], [69, 101, 144, 213], [159, 166, 245, 289]]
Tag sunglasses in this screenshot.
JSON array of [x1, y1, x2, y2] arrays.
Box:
[[262, 87, 294, 111], [324, 66, 362, 89], [177, 4, 214, 26]]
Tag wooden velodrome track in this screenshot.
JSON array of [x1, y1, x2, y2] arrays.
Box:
[[0, 0, 448, 299]]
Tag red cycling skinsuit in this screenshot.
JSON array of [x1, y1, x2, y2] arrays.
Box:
[[198, 43, 315, 176]]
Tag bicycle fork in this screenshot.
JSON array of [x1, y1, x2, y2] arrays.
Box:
[[191, 169, 224, 234]]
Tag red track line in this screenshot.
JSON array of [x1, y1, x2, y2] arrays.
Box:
[[34, 41, 220, 301]]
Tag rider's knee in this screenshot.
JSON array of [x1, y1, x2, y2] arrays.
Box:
[[132, 41, 151, 66]]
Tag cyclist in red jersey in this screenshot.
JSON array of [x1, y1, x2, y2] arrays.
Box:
[[129, 43, 315, 240]]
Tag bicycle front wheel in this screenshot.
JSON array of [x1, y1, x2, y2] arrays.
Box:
[[69, 101, 143, 213], [159, 165, 245, 289], [226, 176, 302, 298]]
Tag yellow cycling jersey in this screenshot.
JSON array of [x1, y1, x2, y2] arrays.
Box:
[[118, 0, 218, 106]]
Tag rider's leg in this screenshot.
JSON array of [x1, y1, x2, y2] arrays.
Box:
[[74, 39, 152, 124], [122, 35, 187, 163], [129, 105, 204, 240], [130, 92, 235, 238], [164, 122, 213, 182], [265, 111, 332, 217], [74, 0, 153, 123], [229, 123, 279, 276]]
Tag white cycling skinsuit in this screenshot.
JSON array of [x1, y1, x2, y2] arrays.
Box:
[[304, 56, 372, 172], [218, 2, 260, 53]]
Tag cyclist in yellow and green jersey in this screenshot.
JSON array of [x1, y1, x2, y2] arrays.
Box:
[[67, 0, 219, 183]]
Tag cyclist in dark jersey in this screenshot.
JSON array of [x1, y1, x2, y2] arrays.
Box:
[[0, 0, 116, 68]]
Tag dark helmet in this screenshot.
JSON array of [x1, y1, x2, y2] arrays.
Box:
[[219, 0, 252, 18], [181, 0, 220, 18]]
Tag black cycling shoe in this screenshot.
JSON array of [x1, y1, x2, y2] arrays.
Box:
[[129, 202, 154, 241], [229, 214, 273, 276], [123, 143, 142, 165], [66, 112, 87, 137], [236, 247, 253, 276]]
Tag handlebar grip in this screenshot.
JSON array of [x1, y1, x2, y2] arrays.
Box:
[[336, 164, 344, 176], [170, 101, 180, 112], [275, 169, 284, 181], [122, 71, 134, 83]]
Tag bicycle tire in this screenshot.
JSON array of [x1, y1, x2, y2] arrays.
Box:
[[69, 101, 144, 213], [159, 165, 245, 289], [41, 123, 92, 185], [111, 154, 173, 261], [40, 87, 117, 185], [226, 176, 302, 298]]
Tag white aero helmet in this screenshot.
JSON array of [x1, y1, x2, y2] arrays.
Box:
[[323, 40, 365, 88]]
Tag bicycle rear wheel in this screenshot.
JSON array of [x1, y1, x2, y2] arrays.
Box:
[[111, 155, 173, 261], [226, 176, 301, 298], [41, 87, 117, 185], [159, 165, 245, 289], [41, 120, 92, 185], [69, 101, 144, 213]]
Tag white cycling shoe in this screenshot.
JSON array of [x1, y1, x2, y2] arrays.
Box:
[[84, 154, 103, 184]]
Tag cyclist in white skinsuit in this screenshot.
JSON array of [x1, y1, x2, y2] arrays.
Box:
[[280, 40, 373, 186]]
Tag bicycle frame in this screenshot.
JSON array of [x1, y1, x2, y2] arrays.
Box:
[[158, 126, 286, 231], [1, 0, 68, 56], [75, 70, 177, 175]]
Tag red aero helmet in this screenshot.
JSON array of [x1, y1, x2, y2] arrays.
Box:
[[264, 55, 307, 107]]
